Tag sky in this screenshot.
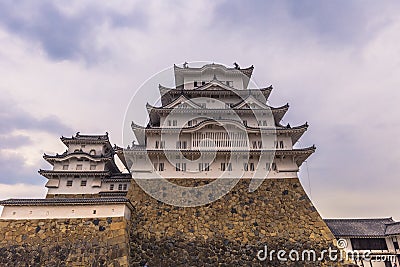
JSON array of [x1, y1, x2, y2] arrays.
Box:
[[0, 0, 399, 219]]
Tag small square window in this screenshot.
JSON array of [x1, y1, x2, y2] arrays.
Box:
[[80, 180, 87, 186], [63, 165, 69, 170], [118, 184, 123, 191], [76, 164, 83, 170], [66, 180, 73, 186], [90, 165, 96, 170], [110, 184, 114, 191]]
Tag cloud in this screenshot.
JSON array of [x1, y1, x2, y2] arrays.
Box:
[[0, 1, 147, 61], [0, 150, 47, 185], [0, 183, 47, 200], [0, 134, 32, 149], [0, 97, 73, 135]]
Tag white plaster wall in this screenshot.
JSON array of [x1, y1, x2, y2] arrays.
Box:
[[53, 160, 105, 171], [46, 177, 130, 195], [68, 144, 106, 155], [131, 154, 298, 179], [0, 204, 131, 220], [182, 72, 245, 90]]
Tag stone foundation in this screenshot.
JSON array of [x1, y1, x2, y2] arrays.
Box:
[[127, 178, 345, 266], [0, 217, 130, 266]]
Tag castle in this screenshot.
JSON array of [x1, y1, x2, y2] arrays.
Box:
[[2, 63, 391, 266]]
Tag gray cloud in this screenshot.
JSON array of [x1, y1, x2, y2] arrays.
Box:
[[0, 152, 47, 185], [0, 1, 147, 61], [0, 135, 32, 149], [0, 97, 73, 135]]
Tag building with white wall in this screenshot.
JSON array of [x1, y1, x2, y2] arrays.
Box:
[[325, 218, 400, 267], [120, 63, 314, 182], [0, 133, 133, 219]]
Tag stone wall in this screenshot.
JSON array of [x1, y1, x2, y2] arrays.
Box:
[[0, 217, 130, 266], [127, 178, 346, 266]]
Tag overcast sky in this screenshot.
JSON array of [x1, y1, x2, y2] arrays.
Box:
[[0, 0, 399, 220]]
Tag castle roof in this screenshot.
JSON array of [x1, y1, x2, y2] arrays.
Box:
[[0, 197, 132, 209], [324, 218, 397, 238], [39, 170, 111, 179], [60, 132, 112, 147], [43, 151, 114, 164], [159, 83, 272, 106], [174, 63, 254, 79], [145, 102, 288, 127]]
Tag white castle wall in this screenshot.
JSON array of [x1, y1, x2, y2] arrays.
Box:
[[0, 203, 131, 220]]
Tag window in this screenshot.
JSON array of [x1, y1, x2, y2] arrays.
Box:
[[90, 165, 96, 170], [243, 163, 248, 171], [204, 163, 209, 171], [155, 141, 159, 148], [172, 120, 177, 126], [89, 149, 96, 155], [76, 164, 83, 170], [249, 162, 255, 171], [176, 163, 186, 171], [188, 121, 192, 126], [194, 81, 197, 87], [200, 103, 206, 108], [123, 184, 127, 190], [66, 180, 73, 187], [252, 141, 257, 149], [221, 163, 232, 171], [263, 120, 267, 126], [63, 165, 69, 170], [167, 120, 171, 126], [258, 141, 262, 149], [279, 141, 284, 149], [160, 141, 165, 149], [93, 210, 96, 214], [271, 163, 277, 171], [202, 81, 206, 85], [158, 162, 164, 171], [227, 163, 232, 171], [118, 184, 123, 190], [266, 162, 271, 170], [176, 141, 187, 149], [351, 238, 388, 250], [80, 180, 87, 186], [243, 120, 247, 126], [109, 184, 114, 190], [393, 238, 399, 250]]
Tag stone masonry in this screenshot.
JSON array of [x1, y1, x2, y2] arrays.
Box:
[[127, 178, 346, 266], [0, 217, 130, 266]]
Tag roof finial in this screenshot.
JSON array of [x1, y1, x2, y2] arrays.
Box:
[[233, 62, 240, 69], [183, 62, 188, 68]]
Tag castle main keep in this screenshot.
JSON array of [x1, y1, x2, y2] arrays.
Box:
[[0, 63, 344, 266]]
